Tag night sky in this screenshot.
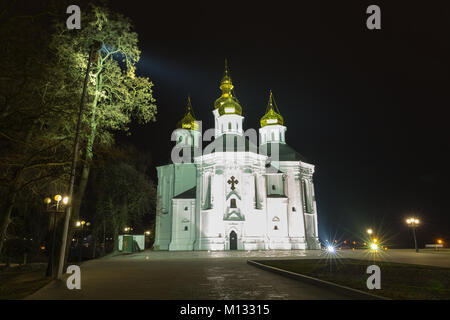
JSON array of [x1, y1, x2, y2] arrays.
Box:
[[110, 0, 450, 247]]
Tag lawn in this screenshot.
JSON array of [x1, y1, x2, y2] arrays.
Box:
[[0, 266, 51, 300], [255, 258, 450, 300]]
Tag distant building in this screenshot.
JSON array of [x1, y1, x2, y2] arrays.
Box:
[[154, 63, 320, 251], [425, 244, 444, 249]]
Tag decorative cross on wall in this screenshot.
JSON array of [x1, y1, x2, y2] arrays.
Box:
[[227, 176, 239, 190]]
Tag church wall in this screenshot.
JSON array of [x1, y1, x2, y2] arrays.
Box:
[[288, 169, 308, 249], [154, 165, 174, 250], [299, 163, 321, 249], [278, 163, 307, 244], [196, 162, 225, 250], [193, 168, 202, 250], [266, 197, 290, 249], [169, 199, 196, 250], [154, 163, 197, 251], [195, 152, 271, 251], [241, 171, 265, 239]]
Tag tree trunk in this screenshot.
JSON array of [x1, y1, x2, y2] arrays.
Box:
[[0, 192, 17, 254], [113, 228, 119, 252], [102, 220, 106, 256], [92, 235, 96, 259], [61, 73, 102, 266]]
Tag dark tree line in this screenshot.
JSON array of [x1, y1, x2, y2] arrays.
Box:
[[0, 0, 157, 271]]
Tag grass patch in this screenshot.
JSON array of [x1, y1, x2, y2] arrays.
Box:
[[255, 258, 450, 300], [0, 266, 51, 300]]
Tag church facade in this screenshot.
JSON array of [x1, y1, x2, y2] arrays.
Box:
[[154, 63, 320, 251]]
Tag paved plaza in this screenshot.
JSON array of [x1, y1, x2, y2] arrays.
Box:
[[26, 249, 450, 300]]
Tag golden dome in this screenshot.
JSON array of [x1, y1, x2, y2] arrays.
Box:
[[176, 96, 199, 131], [214, 59, 242, 116], [260, 90, 284, 127]]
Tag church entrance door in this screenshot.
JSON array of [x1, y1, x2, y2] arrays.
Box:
[[229, 231, 237, 250]]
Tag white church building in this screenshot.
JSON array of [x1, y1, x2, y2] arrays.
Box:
[[154, 63, 320, 251]]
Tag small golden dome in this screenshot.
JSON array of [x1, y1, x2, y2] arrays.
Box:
[[214, 59, 242, 116], [260, 90, 284, 127], [177, 96, 199, 131]]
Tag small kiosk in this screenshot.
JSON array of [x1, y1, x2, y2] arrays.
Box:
[[118, 235, 145, 253]]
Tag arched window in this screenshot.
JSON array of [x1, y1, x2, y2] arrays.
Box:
[[230, 198, 237, 208], [228, 122, 232, 130], [274, 225, 278, 230], [272, 185, 276, 190], [184, 206, 188, 211], [184, 226, 188, 231], [271, 132, 275, 140]]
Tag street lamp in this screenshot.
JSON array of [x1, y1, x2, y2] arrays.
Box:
[[124, 226, 133, 233], [144, 230, 151, 249], [43, 194, 68, 277], [406, 217, 420, 252]]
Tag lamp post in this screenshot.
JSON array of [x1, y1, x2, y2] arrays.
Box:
[[366, 228, 373, 238], [76, 220, 89, 263], [436, 239, 443, 251], [43, 194, 68, 277], [406, 218, 420, 252], [144, 230, 151, 249]]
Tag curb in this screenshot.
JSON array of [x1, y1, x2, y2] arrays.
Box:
[[247, 260, 390, 300]]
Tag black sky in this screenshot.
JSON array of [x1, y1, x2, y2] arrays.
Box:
[[109, 0, 450, 247]]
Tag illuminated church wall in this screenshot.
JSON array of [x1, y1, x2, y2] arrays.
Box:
[[153, 64, 321, 251]]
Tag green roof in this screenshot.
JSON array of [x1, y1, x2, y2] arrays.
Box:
[[173, 187, 196, 199], [259, 142, 308, 162]]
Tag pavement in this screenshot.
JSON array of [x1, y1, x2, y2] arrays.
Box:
[[26, 249, 450, 300]]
